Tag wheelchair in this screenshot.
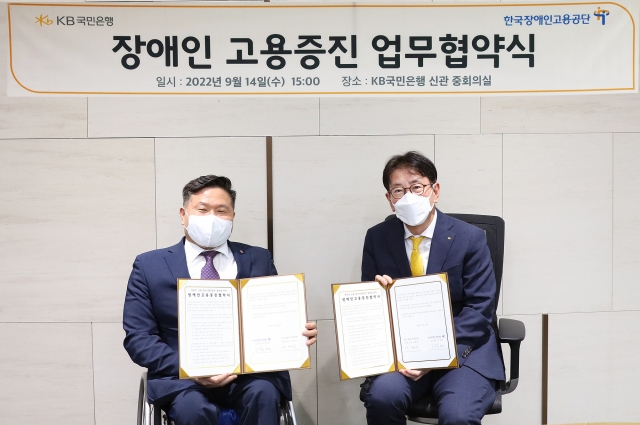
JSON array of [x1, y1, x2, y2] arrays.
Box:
[[137, 372, 298, 425]]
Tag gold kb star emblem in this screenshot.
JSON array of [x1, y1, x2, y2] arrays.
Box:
[[35, 14, 53, 27]]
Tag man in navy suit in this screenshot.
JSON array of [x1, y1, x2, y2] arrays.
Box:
[[123, 175, 318, 425], [361, 152, 504, 425]]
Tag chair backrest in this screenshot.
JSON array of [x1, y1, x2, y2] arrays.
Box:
[[446, 214, 505, 300], [385, 213, 505, 328]]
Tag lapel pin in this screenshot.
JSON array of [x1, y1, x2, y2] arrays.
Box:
[[240, 250, 244, 254], [447, 236, 452, 240]]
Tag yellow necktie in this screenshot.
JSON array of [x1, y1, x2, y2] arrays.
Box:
[[410, 236, 425, 277]]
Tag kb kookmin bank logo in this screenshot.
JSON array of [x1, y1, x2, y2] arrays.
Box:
[[34, 14, 114, 26], [35, 14, 53, 27]]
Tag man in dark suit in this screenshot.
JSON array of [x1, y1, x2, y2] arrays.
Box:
[[361, 152, 504, 425], [123, 175, 318, 425]]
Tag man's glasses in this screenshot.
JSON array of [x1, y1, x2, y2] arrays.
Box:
[[388, 183, 433, 200]]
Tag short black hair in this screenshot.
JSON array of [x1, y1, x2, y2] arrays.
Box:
[[382, 151, 437, 191], [182, 175, 236, 208]]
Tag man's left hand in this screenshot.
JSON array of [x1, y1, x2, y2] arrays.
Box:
[[303, 321, 318, 346], [193, 373, 237, 388], [399, 368, 429, 381]]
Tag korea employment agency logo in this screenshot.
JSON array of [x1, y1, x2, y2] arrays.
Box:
[[594, 6, 610, 25], [35, 14, 53, 27]]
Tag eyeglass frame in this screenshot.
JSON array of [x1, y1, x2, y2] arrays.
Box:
[[388, 182, 435, 200]]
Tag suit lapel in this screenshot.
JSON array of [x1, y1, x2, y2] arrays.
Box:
[[229, 242, 251, 279], [426, 210, 456, 274], [386, 217, 413, 278], [164, 238, 191, 280]]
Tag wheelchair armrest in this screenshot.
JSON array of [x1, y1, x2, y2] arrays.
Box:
[[138, 372, 149, 425], [285, 400, 297, 425], [497, 318, 526, 395]]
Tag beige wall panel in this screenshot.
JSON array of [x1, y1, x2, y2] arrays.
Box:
[[548, 311, 640, 424], [272, 136, 434, 320], [484, 314, 542, 425], [502, 134, 612, 314], [316, 319, 366, 425], [0, 139, 156, 321], [155, 137, 267, 250], [0, 323, 94, 424], [0, 97, 88, 139], [482, 94, 640, 134], [613, 133, 640, 311], [289, 332, 318, 425], [434, 134, 502, 217], [93, 323, 145, 425], [88, 98, 319, 138], [319, 98, 480, 135]]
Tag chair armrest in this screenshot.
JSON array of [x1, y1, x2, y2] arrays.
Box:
[[498, 318, 526, 395], [498, 318, 525, 342]]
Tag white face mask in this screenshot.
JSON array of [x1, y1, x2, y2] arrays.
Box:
[[394, 191, 434, 226], [184, 212, 233, 249]]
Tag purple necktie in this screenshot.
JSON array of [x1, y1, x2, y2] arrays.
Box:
[[200, 251, 220, 279]]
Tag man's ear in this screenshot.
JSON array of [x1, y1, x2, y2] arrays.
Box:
[[432, 182, 441, 204], [180, 207, 187, 227], [385, 192, 396, 212]]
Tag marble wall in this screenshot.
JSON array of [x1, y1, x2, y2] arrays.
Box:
[[2, 3, 639, 424]]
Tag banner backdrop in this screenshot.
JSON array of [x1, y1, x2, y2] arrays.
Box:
[[6, 2, 639, 96]]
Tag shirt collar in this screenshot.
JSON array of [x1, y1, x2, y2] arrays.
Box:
[[403, 209, 438, 240], [184, 238, 232, 263]]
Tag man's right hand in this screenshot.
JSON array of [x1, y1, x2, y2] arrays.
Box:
[[374, 275, 394, 286], [193, 373, 237, 388]]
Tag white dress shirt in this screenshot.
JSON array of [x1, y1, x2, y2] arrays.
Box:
[[184, 238, 238, 279], [403, 209, 438, 275]]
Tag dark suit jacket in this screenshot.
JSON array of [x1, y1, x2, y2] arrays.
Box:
[[123, 238, 292, 406], [362, 210, 505, 381]]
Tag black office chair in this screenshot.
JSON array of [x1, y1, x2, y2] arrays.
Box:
[[137, 371, 298, 425], [360, 213, 526, 424]]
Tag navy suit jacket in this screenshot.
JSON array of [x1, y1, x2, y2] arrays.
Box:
[[123, 238, 292, 406], [362, 210, 505, 381]]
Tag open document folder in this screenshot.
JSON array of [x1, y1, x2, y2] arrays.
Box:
[[178, 274, 311, 378], [332, 273, 458, 380]]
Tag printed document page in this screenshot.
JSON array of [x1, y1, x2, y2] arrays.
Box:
[[333, 281, 395, 379], [178, 279, 241, 377], [240, 274, 310, 373], [389, 274, 457, 370]]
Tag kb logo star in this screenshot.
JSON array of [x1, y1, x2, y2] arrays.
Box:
[[35, 14, 53, 27]]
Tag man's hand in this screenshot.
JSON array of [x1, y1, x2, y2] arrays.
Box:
[[193, 373, 237, 388], [399, 368, 429, 382], [303, 321, 318, 346], [375, 275, 394, 286]]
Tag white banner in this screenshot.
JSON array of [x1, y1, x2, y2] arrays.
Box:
[[7, 1, 639, 96]]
